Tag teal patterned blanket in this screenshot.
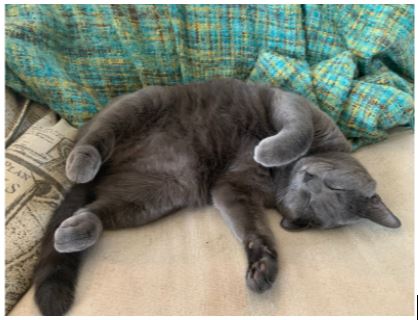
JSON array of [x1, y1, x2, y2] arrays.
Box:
[[6, 4, 414, 148]]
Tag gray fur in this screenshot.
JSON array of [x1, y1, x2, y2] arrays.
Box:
[[276, 152, 400, 230], [34, 79, 400, 315], [54, 209, 103, 253], [254, 90, 314, 167], [66, 145, 102, 183]]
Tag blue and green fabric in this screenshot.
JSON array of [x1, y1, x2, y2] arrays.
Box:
[[5, 4, 414, 149]]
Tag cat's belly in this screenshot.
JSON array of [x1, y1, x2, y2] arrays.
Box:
[[94, 123, 264, 209], [95, 133, 210, 207]]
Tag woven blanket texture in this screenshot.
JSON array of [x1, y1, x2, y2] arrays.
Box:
[[5, 4, 414, 148]]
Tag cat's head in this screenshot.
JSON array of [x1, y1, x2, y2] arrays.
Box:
[[278, 152, 401, 231]]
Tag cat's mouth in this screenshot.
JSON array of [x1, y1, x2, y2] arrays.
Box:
[[280, 217, 314, 231], [279, 198, 316, 231], [280, 205, 324, 231]]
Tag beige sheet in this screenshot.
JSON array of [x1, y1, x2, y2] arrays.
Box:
[[9, 130, 414, 316]]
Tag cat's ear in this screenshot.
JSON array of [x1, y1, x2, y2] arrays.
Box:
[[362, 195, 401, 228]]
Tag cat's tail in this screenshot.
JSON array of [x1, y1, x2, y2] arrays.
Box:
[[254, 89, 350, 167], [33, 183, 93, 316]]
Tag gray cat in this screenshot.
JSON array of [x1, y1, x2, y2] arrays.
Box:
[[33, 79, 400, 315]]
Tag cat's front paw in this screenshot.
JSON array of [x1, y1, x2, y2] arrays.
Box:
[[254, 138, 278, 167], [66, 145, 101, 183], [54, 209, 103, 253], [245, 237, 278, 293]]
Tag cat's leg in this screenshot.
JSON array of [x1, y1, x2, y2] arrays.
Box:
[[37, 193, 172, 315], [254, 90, 314, 167], [254, 89, 351, 168], [52, 199, 179, 253], [66, 86, 167, 183], [36, 171, 193, 315], [54, 172, 195, 253], [34, 183, 93, 315], [212, 171, 278, 293]]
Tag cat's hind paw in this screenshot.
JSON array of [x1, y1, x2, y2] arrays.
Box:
[[54, 209, 103, 253], [35, 277, 74, 315], [66, 145, 101, 183]]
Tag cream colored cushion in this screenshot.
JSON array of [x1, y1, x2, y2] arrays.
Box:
[[9, 130, 414, 316]]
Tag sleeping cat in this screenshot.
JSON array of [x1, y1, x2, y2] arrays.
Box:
[[33, 79, 400, 315]]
